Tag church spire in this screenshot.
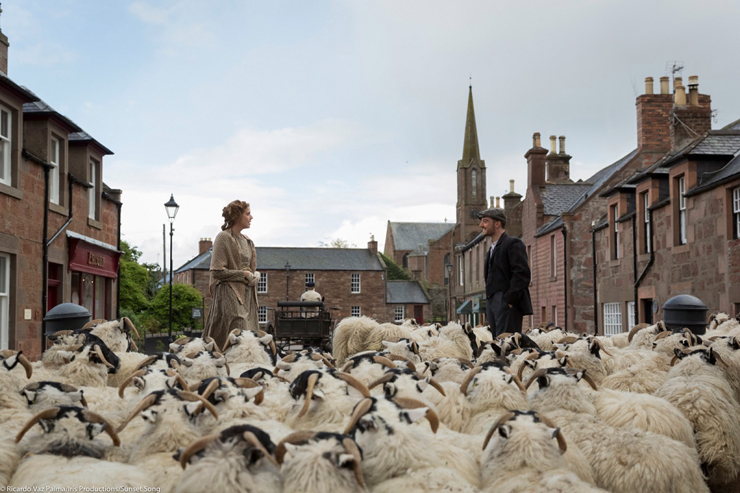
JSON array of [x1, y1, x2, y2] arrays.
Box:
[[461, 85, 481, 165]]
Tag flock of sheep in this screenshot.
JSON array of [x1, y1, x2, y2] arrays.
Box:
[[1, 311, 740, 492]]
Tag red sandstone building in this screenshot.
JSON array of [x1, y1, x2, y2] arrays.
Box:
[[0, 27, 121, 357], [175, 238, 431, 328]]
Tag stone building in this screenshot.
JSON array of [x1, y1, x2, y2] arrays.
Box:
[[175, 238, 431, 329], [0, 26, 120, 357], [595, 76, 740, 333]]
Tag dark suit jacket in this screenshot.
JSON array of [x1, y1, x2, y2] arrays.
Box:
[[484, 232, 533, 315]]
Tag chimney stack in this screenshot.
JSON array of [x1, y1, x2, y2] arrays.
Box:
[[502, 179, 523, 237], [533, 132, 541, 148], [660, 76, 670, 94], [546, 135, 572, 184], [0, 15, 8, 75], [526, 132, 548, 189], [688, 75, 699, 105], [199, 238, 213, 255], [558, 136, 566, 155], [367, 234, 378, 254], [549, 135, 557, 155], [644, 77, 654, 95]]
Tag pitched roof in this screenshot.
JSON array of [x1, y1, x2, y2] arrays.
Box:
[[686, 149, 740, 197], [690, 133, 740, 155], [390, 222, 455, 251], [541, 184, 593, 215], [723, 119, 740, 131], [69, 130, 114, 155], [176, 247, 385, 273], [460, 86, 481, 166], [23, 99, 82, 132], [386, 281, 429, 304]]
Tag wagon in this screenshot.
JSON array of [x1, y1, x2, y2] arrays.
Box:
[[267, 301, 334, 352]]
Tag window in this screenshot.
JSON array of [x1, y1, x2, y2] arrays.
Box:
[[443, 253, 451, 286], [678, 176, 687, 245], [0, 105, 11, 186], [351, 273, 361, 293], [49, 137, 60, 205], [395, 306, 404, 322], [0, 253, 9, 349], [613, 205, 620, 259], [258, 306, 268, 324], [71, 272, 109, 319], [89, 159, 98, 220], [402, 253, 409, 269], [550, 235, 557, 278], [643, 192, 651, 253], [471, 169, 477, 197], [733, 187, 740, 240], [552, 305, 558, 326], [628, 301, 636, 330], [257, 273, 267, 294], [603, 302, 622, 336], [458, 257, 464, 287], [351, 306, 361, 317], [541, 306, 547, 324], [305, 273, 314, 291]]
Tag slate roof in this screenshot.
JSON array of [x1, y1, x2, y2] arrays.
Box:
[[176, 247, 385, 273], [686, 150, 740, 197], [24, 99, 83, 132], [541, 184, 593, 215], [386, 281, 429, 304], [724, 119, 740, 131], [390, 222, 455, 251], [690, 133, 740, 155], [69, 130, 114, 155]]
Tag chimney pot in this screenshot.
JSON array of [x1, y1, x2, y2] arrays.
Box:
[[533, 132, 541, 148], [549, 135, 557, 154], [660, 76, 670, 94], [675, 85, 687, 105], [644, 77, 654, 95], [688, 75, 699, 105], [558, 135, 566, 155], [509, 179, 515, 193], [674, 77, 683, 93], [495, 197, 500, 208], [490, 196, 495, 208]]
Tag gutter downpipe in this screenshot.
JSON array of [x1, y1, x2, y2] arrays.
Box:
[[634, 209, 655, 321], [561, 226, 567, 331], [592, 226, 597, 335], [632, 215, 638, 324]]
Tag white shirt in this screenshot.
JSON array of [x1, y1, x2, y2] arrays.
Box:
[[488, 241, 498, 260]]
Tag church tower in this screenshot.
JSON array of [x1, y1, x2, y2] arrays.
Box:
[[456, 86, 488, 243]]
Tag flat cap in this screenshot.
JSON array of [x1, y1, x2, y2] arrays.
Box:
[[306, 281, 315, 288], [476, 207, 506, 223]]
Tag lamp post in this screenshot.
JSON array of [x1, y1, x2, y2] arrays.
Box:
[[285, 261, 291, 300], [445, 261, 453, 323], [164, 194, 179, 342]]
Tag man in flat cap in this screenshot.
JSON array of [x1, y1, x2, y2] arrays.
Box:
[[300, 281, 323, 318], [477, 207, 533, 336]]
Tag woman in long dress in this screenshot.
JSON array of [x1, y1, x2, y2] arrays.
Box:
[[203, 200, 260, 349]]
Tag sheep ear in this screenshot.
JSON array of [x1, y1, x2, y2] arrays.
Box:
[[141, 409, 158, 423], [166, 375, 179, 388], [498, 424, 511, 439], [558, 357, 568, 366], [673, 348, 686, 359], [180, 358, 193, 367], [184, 402, 202, 416], [276, 361, 292, 371], [403, 407, 429, 424], [358, 415, 376, 430], [283, 443, 299, 458], [23, 390, 36, 404], [337, 453, 355, 467], [229, 334, 240, 345], [168, 343, 181, 352], [537, 375, 551, 388], [312, 389, 326, 400], [258, 334, 273, 345], [58, 350, 76, 364], [214, 389, 231, 402], [574, 370, 585, 382], [39, 419, 54, 433], [133, 377, 146, 390], [730, 338, 740, 351], [550, 427, 561, 439], [242, 387, 263, 400], [204, 341, 215, 352], [381, 341, 392, 348], [87, 422, 106, 438], [525, 359, 536, 368], [417, 378, 430, 392], [503, 374, 513, 384]]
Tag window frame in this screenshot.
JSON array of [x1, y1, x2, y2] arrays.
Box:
[[49, 136, 60, 205], [257, 272, 268, 294], [350, 273, 361, 294], [733, 187, 740, 240], [627, 301, 636, 331], [305, 272, 315, 291], [395, 305, 404, 323], [612, 205, 620, 260], [603, 302, 622, 336], [258, 306, 268, 324], [678, 176, 687, 245], [550, 234, 557, 278], [351, 306, 361, 317], [88, 158, 98, 220], [0, 253, 9, 350], [0, 104, 11, 187], [642, 192, 651, 253]]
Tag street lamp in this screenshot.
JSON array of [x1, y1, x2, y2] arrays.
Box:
[[445, 261, 453, 323], [164, 194, 179, 342], [285, 260, 291, 300]]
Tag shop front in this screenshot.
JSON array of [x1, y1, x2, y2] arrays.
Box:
[[66, 232, 120, 320]]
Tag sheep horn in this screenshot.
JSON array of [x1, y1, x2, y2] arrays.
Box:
[[524, 368, 549, 390], [17, 353, 33, 379], [242, 430, 279, 467], [82, 318, 106, 330], [221, 329, 242, 353], [482, 411, 516, 451], [298, 372, 320, 418], [516, 352, 539, 381], [496, 332, 513, 339], [274, 431, 317, 464], [128, 337, 139, 353], [460, 366, 482, 396], [198, 379, 222, 403], [178, 391, 219, 419], [368, 372, 396, 391], [557, 336, 579, 344], [457, 358, 474, 368], [424, 376, 446, 397], [652, 331, 671, 344], [712, 350, 730, 367], [179, 434, 219, 469], [116, 393, 159, 433], [122, 317, 140, 339], [134, 355, 158, 372], [394, 397, 439, 433], [81, 409, 121, 447], [340, 361, 354, 372], [591, 339, 612, 357], [343, 398, 374, 435], [118, 369, 147, 398], [253, 331, 277, 358], [537, 413, 567, 454], [333, 372, 371, 398], [15, 407, 61, 443], [234, 378, 265, 405], [93, 344, 115, 368], [342, 437, 365, 488], [580, 372, 599, 391], [628, 323, 648, 342], [372, 355, 397, 369], [164, 369, 189, 391], [509, 373, 528, 393]]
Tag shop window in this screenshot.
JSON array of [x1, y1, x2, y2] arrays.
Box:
[[71, 272, 110, 319]]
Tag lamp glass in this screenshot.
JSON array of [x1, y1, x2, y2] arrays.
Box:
[[164, 194, 179, 220]]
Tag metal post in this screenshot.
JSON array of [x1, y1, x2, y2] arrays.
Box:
[[168, 221, 174, 341], [285, 261, 291, 300]]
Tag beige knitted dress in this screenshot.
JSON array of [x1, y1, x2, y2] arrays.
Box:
[[203, 230, 259, 349]]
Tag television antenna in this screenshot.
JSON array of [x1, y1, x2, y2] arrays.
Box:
[[665, 61, 684, 86]]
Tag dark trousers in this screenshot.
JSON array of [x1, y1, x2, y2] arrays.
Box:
[[487, 291, 523, 337]]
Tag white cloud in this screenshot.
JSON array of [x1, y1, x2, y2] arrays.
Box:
[[13, 43, 77, 68]]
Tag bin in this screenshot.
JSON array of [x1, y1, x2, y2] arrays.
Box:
[[662, 294, 708, 335]]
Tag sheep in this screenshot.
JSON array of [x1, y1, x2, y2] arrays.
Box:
[[273, 348, 334, 382], [275, 431, 365, 493], [178, 350, 230, 385], [339, 352, 399, 386], [221, 328, 278, 372], [175, 423, 280, 493], [344, 396, 480, 489], [0, 350, 33, 392], [428, 357, 475, 384], [418, 322, 475, 361], [133, 351, 182, 372], [20, 381, 87, 412], [479, 410, 606, 493], [10, 455, 152, 489], [654, 347, 740, 485], [332, 316, 413, 364], [54, 342, 119, 388], [380, 338, 422, 364], [84, 316, 140, 353], [169, 335, 219, 355], [117, 367, 189, 401], [367, 367, 446, 408], [627, 320, 669, 349], [527, 367, 709, 493], [190, 376, 269, 430]]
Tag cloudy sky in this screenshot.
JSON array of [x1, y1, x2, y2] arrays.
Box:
[[5, 0, 740, 268]]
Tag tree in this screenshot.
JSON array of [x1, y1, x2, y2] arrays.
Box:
[[318, 238, 357, 248], [380, 253, 412, 281], [148, 283, 203, 332], [119, 241, 150, 314]]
